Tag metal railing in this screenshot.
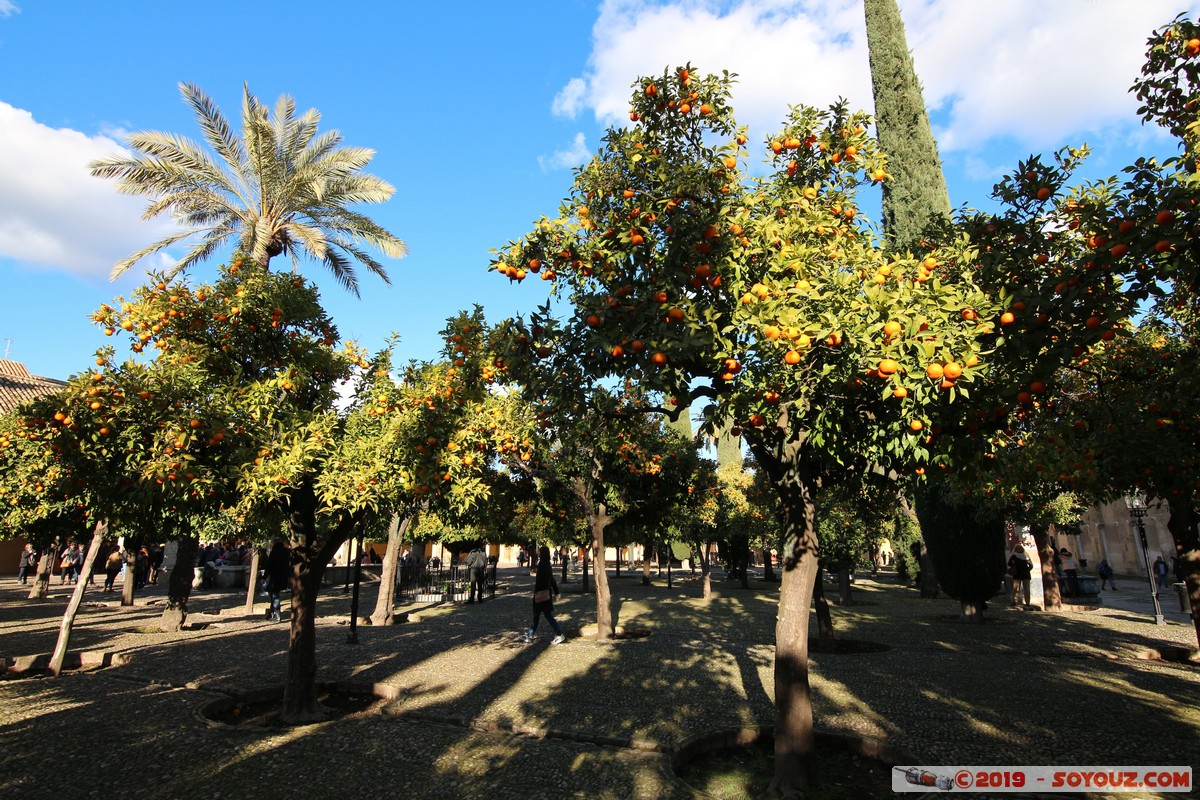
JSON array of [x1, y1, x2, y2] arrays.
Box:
[[394, 562, 497, 604]]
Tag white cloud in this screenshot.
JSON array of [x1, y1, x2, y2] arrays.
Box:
[[552, 77, 588, 119], [0, 2, 18, 18], [538, 132, 591, 171], [560, 0, 1200, 154], [0, 101, 179, 278]]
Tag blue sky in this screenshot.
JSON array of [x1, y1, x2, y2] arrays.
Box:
[[2, 0, 1198, 382]]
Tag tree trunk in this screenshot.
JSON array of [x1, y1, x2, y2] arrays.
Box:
[[120, 549, 137, 607], [160, 533, 198, 632], [641, 536, 653, 586], [812, 570, 836, 653], [280, 486, 353, 724], [370, 511, 411, 627], [918, 535, 939, 598], [591, 515, 613, 638], [48, 520, 107, 675], [838, 566, 853, 605], [29, 551, 53, 600], [763, 546, 776, 582], [701, 542, 713, 600], [1030, 525, 1062, 611], [738, 541, 751, 589], [1165, 494, 1200, 649], [771, 514, 820, 797], [243, 548, 261, 615]]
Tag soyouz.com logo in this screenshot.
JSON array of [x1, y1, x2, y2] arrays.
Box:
[[892, 766, 1192, 793]]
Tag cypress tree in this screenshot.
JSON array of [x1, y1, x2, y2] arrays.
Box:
[[865, 0, 952, 250]]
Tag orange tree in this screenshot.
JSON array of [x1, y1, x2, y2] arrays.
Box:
[[484, 326, 705, 638], [490, 66, 1021, 793], [230, 308, 494, 721]]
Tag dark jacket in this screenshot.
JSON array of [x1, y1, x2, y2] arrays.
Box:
[[266, 544, 290, 592], [533, 558, 558, 610]]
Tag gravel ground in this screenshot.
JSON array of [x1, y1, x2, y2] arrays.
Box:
[[0, 568, 1196, 799]]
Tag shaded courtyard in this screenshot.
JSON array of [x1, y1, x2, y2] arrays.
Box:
[[0, 569, 1196, 799]]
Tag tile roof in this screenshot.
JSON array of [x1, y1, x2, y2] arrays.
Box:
[[0, 360, 67, 417]]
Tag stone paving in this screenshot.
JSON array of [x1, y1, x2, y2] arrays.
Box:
[[0, 567, 1197, 799]]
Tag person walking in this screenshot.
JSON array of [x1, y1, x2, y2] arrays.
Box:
[[1059, 548, 1079, 597], [1153, 556, 1170, 590], [265, 540, 290, 623], [103, 546, 123, 592], [466, 544, 488, 604], [1097, 559, 1117, 591], [17, 544, 36, 585], [520, 545, 565, 644]]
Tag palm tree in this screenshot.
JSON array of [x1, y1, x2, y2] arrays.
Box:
[[90, 83, 407, 296]]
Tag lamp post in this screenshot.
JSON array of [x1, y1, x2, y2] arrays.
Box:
[[1124, 490, 1166, 626]]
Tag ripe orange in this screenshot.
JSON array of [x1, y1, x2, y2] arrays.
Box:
[[883, 321, 902, 337], [1084, 315, 1102, 329], [650, 351, 668, 366], [1016, 391, 1033, 404], [1029, 380, 1046, 394], [783, 350, 802, 365], [645, 83, 658, 97], [961, 308, 977, 321], [878, 358, 900, 376], [611, 345, 625, 358], [586, 314, 602, 327], [666, 307, 685, 322], [1036, 187, 1051, 201], [1156, 209, 1175, 225], [892, 386, 908, 399], [942, 362, 963, 380], [909, 419, 924, 432], [925, 363, 944, 380], [1110, 243, 1129, 258], [1000, 312, 1016, 325], [1154, 240, 1173, 253]]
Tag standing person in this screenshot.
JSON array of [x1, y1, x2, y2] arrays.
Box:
[[1059, 548, 1079, 597], [520, 545, 565, 644], [466, 545, 488, 604], [1097, 559, 1117, 591], [1007, 546, 1033, 607], [17, 544, 36, 585], [1153, 556, 1170, 590], [103, 546, 123, 592], [265, 540, 290, 623], [59, 543, 79, 585]]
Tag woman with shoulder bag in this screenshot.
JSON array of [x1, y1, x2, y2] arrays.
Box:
[[520, 545, 565, 644]]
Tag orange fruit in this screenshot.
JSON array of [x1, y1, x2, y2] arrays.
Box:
[[666, 307, 685, 322], [909, 419, 924, 432], [878, 358, 900, 376], [892, 386, 908, 399], [650, 351, 668, 366], [1156, 209, 1175, 225], [783, 350, 802, 365], [1029, 380, 1046, 394], [925, 363, 944, 380], [883, 321, 902, 337], [943, 362, 963, 380], [586, 314, 602, 327], [1000, 312, 1016, 325], [1036, 187, 1051, 201]]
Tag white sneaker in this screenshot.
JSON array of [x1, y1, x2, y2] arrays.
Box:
[[551, 634, 565, 645], [519, 632, 533, 643]]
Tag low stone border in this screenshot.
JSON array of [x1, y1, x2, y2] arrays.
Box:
[[1127, 645, 1200, 665], [197, 680, 400, 729], [669, 725, 933, 799], [668, 724, 918, 773], [577, 623, 652, 640], [1, 650, 130, 676]]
